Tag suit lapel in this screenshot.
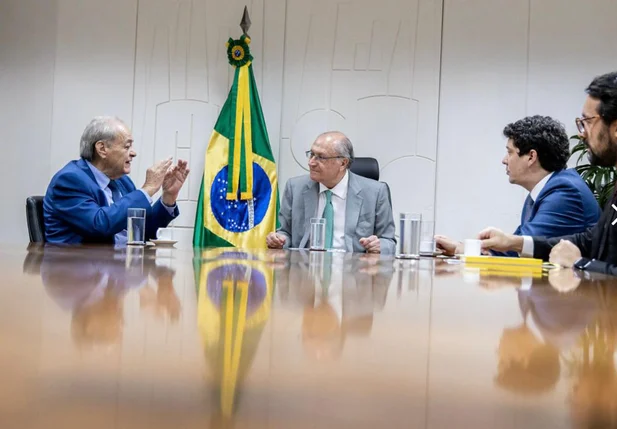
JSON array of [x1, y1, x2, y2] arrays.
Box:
[[76, 159, 109, 207], [344, 173, 363, 252], [300, 182, 319, 248], [527, 172, 559, 223], [77, 158, 98, 184]]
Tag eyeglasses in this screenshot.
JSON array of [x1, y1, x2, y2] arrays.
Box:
[[575, 115, 599, 134], [305, 150, 345, 162]]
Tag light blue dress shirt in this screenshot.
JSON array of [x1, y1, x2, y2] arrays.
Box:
[[85, 161, 175, 245]]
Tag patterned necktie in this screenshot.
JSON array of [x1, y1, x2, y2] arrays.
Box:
[[522, 194, 534, 224], [322, 190, 334, 249], [108, 180, 122, 204]]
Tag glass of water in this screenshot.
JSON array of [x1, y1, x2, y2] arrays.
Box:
[[310, 218, 326, 251], [127, 208, 146, 245], [397, 213, 421, 258], [420, 221, 436, 255]]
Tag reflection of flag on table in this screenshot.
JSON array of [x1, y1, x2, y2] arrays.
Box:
[[193, 34, 278, 249], [195, 249, 273, 417]]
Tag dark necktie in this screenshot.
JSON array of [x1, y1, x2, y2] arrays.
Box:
[[522, 194, 534, 224], [108, 180, 122, 204]]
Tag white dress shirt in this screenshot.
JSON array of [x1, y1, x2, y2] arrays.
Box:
[[520, 173, 553, 257], [316, 171, 349, 251]]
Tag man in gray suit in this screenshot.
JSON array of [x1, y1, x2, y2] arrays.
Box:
[[266, 131, 396, 254]]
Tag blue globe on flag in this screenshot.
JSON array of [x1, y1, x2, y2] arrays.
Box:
[[210, 162, 272, 233]]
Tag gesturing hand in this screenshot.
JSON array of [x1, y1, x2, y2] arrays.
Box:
[[162, 160, 190, 206], [142, 157, 173, 197]]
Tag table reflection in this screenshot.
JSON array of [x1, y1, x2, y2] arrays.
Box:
[[24, 244, 181, 349], [12, 245, 617, 428], [495, 276, 598, 396], [195, 249, 274, 419], [274, 250, 394, 361]]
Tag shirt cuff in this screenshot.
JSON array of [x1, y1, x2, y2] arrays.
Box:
[[139, 189, 153, 204], [520, 236, 534, 257], [161, 199, 177, 215]]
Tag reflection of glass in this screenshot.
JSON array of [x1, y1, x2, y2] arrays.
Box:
[[125, 244, 144, 275], [397, 213, 421, 258], [308, 249, 326, 284], [310, 218, 326, 251], [127, 208, 146, 245]]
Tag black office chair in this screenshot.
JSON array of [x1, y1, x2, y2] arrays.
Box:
[[26, 196, 46, 243], [350, 157, 392, 207], [350, 157, 380, 181]]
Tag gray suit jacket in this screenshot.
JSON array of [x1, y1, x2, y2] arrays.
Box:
[[276, 172, 396, 254]]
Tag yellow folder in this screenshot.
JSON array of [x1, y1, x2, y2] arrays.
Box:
[[463, 255, 543, 267]]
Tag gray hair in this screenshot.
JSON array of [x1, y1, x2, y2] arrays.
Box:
[[332, 133, 354, 169], [79, 116, 126, 161]]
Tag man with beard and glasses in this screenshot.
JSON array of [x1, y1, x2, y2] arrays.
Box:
[[478, 71, 617, 275]]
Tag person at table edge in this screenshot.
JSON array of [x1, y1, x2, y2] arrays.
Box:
[[480, 71, 617, 275], [266, 131, 396, 254], [436, 115, 600, 257]]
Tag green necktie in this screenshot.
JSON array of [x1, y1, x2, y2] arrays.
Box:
[[321, 252, 332, 295], [322, 190, 334, 249]]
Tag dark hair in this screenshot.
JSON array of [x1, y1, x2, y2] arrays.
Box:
[[586, 71, 617, 126], [502, 115, 569, 172]]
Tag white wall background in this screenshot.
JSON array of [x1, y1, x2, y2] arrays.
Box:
[[436, 0, 617, 240], [2, 0, 617, 245]]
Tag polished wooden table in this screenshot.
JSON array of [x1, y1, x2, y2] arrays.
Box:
[[2, 244, 617, 428]]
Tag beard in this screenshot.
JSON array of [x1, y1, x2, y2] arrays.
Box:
[[586, 126, 617, 167]]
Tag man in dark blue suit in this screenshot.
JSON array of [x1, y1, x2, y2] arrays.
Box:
[[481, 72, 617, 275], [436, 115, 601, 256], [44, 116, 190, 244]]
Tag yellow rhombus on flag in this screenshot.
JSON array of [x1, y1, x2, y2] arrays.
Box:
[[193, 33, 279, 249]]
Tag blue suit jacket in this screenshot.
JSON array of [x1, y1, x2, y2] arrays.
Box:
[[44, 158, 179, 244], [494, 169, 601, 257]]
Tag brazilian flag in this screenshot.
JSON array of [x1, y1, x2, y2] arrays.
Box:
[[193, 34, 278, 248]]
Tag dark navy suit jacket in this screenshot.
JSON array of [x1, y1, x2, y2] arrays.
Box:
[[494, 169, 601, 257], [43, 158, 178, 244]]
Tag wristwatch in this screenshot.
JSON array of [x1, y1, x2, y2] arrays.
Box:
[[573, 257, 592, 270]]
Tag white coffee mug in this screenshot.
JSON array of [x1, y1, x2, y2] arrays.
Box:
[[464, 239, 482, 257], [157, 227, 173, 240]]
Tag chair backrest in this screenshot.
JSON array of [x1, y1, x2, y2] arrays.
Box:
[[349, 157, 393, 208], [26, 196, 46, 243], [350, 157, 379, 181]]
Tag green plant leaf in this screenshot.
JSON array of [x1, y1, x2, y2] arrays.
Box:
[[569, 135, 616, 206]]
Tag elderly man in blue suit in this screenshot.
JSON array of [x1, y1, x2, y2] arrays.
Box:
[[44, 116, 190, 244], [436, 115, 601, 256]]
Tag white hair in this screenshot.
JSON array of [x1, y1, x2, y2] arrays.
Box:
[[79, 116, 126, 161]]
